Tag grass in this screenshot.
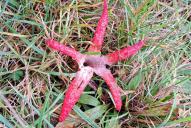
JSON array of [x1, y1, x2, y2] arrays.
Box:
[[0, 0, 191, 127]]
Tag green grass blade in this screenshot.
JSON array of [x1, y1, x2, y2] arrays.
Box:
[[165, 116, 191, 125], [0, 114, 14, 128], [73, 105, 99, 128]]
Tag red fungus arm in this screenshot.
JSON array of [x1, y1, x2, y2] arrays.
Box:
[[59, 67, 94, 122], [95, 68, 122, 111], [106, 40, 145, 64], [88, 0, 108, 52], [46, 39, 83, 62]]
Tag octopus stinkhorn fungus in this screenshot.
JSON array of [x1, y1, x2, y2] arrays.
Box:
[[46, 0, 145, 122]]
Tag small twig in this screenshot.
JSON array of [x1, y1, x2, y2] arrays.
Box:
[[40, 14, 50, 39], [0, 91, 28, 127]]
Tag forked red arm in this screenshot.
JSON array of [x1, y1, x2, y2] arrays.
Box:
[[95, 68, 122, 111], [106, 40, 145, 64], [59, 67, 94, 122], [88, 0, 108, 52], [46, 39, 83, 62]]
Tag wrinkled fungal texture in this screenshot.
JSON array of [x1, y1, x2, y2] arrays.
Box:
[[107, 40, 145, 64], [46, 39, 81, 61], [59, 67, 93, 122], [88, 0, 108, 52], [95, 68, 122, 111]]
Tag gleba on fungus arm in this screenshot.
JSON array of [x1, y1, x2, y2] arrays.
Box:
[[46, 0, 145, 122]]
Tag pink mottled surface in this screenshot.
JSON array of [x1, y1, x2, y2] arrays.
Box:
[[88, 0, 108, 52], [59, 67, 93, 122], [46, 39, 84, 62], [107, 40, 145, 64], [94, 68, 122, 111]]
